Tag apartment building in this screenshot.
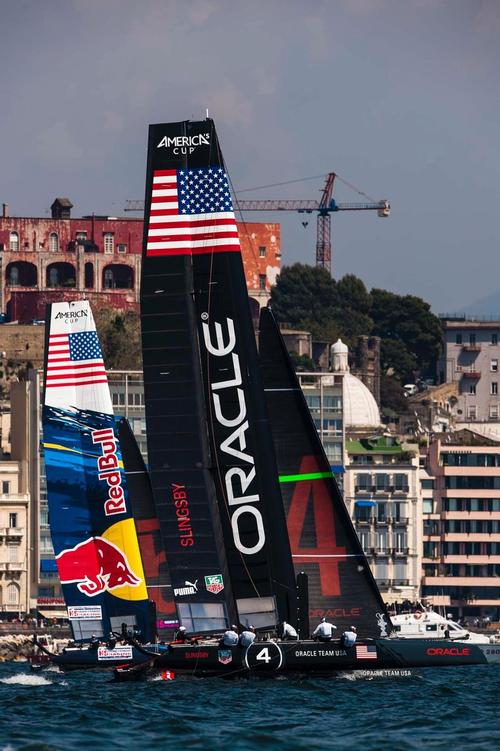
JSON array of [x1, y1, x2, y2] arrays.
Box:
[[439, 317, 500, 422], [422, 429, 500, 619], [343, 436, 421, 602]]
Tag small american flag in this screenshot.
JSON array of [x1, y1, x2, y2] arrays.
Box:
[[46, 331, 107, 389], [355, 645, 378, 660], [146, 167, 240, 257]]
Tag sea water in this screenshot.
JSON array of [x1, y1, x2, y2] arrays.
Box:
[[0, 663, 498, 750]]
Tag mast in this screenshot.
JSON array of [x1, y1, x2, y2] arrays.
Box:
[[140, 119, 297, 631], [259, 307, 392, 639], [42, 300, 155, 643]]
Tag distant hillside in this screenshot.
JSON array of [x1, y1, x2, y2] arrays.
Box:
[[456, 290, 500, 318]]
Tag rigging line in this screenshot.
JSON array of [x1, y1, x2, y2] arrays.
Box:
[[235, 173, 328, 193], [227, 169, 261, 270]]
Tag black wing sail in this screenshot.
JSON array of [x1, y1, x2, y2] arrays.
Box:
[[117, 417, 177, 636], [259, 307, 392, 639], [141, 119, 297, 630]]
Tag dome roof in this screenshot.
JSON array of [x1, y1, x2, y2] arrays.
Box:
[[343, 372, 381, 428], [331, 338, 348, 354]]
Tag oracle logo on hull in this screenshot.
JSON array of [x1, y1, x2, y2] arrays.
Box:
[[426, 647, 471, 657], [201, 315, 265, 557]]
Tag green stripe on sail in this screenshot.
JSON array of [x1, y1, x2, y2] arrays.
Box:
[[279, 471, 333, 483]]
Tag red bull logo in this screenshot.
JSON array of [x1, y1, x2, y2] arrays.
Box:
[[56, 537, 142, 596]]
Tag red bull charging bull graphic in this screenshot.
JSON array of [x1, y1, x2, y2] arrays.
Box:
[[56, 534, 142, 596], [42, 301, 155, 643]]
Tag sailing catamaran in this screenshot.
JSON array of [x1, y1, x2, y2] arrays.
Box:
[[132, 118, 499, 674], [39, 120, 499, 675], [38, 300, 159, 669]]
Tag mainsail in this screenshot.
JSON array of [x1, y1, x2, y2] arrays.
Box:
[[258, 307, 392, 639], [42, 301, 155, 643], [140, 119, 297, 631]]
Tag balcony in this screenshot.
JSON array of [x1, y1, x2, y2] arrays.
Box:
[[460, 370, 481, 379], [461, 343, 481, 352], [393, 547, 410, 556], [0, 527, 24, 538], [0, 562, 25, 572], [393, 517, 410, 525], [376, 517, 391, 525]]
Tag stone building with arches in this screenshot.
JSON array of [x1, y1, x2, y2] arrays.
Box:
[[0, 200, 280, 322]]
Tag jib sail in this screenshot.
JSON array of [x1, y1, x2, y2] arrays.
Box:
[[117, 417, 178, 635], [42, 300, 155, 643], [259, 307, 392, 639], [141, 119, 297, 630]]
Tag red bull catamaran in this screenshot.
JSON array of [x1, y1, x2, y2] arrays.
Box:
[[38, 300, 166, 669]]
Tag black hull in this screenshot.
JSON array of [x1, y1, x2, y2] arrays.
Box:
[[148, 639, 499, 674], [36, 645, 165, 671]]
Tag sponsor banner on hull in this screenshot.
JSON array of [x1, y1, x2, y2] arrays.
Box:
[[97, 646, 133, 661], [67, 605, 102, 621]]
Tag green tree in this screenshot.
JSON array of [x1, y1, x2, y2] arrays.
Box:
[[380, 338, 417, 383], [95, 310, 142, 370], [370, 289, 442, 378], [270, 263, 337, 331]]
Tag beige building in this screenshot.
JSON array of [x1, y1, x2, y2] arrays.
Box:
[[0, 417, 30, 616], [421, 428, 500, 619]]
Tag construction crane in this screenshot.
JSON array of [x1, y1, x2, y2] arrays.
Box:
[[124, 172, 390, 275], [234, 173, 390, 274]]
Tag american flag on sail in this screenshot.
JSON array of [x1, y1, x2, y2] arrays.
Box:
[[45, 331, 108, 389], [146, 167, 240, 257], [355, 645, 378, 660]]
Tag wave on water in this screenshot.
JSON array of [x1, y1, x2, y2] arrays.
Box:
[[0, 673, 54, 687]]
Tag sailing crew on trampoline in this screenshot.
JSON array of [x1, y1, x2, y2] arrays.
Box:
[[340, 626, 357, 647], [239, 626, 257, 647], [174, 626, 187, 643], [220, 626, 239, 647], [280, 621, 298, 640], [312, 617, 337, 642]]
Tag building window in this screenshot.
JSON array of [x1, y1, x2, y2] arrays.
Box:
[[492, 382, 498, 396], [422, 499, 433, 514], [9, 231, 19, 251], [9, 513, 17, 528], [421, 479, 434, 489], [467, 406, 477, 419], [104, 232, 114, 254], [2, 481, 10, 494], [468, 384, 476, 395], [469, 333, 476, 345], [492, 360, 498, 372], [7, 583, 19, 606], [259, 274, 266, 290], [490, 405, 499, 420], [259, 246, 266, 257], [455, 333, 462, 345], [117, 243, 127, 253], [492, 333, 498, 345], [49, 232, 59, 252]]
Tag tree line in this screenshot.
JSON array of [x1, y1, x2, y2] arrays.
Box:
[[270, 264, 443, 408]]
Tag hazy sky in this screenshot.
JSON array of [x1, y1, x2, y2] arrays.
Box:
[[1, 0, 498, 313]]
